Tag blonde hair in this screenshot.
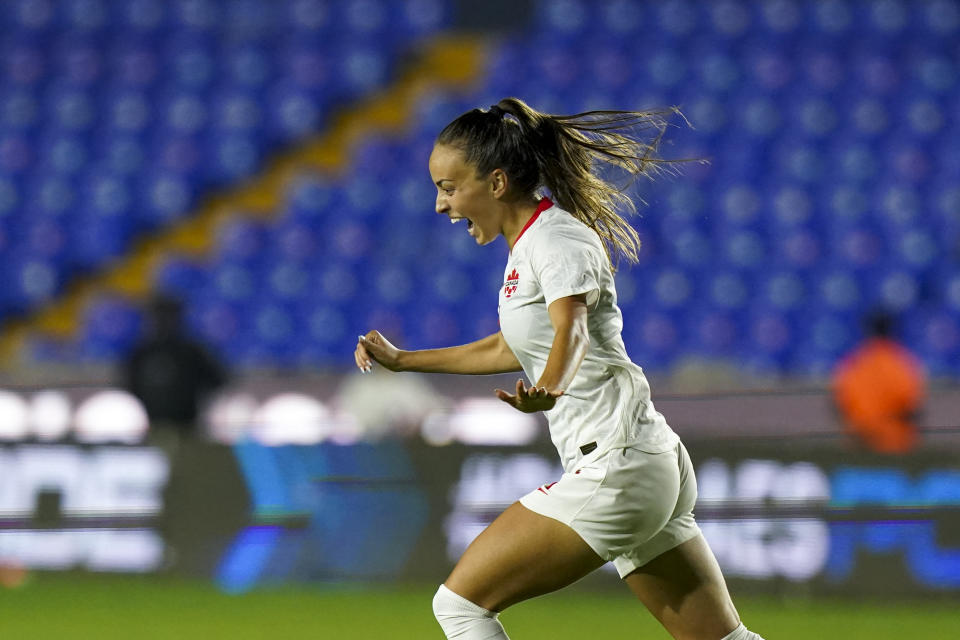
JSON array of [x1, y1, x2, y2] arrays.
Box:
[[436, 97, 690, 270]]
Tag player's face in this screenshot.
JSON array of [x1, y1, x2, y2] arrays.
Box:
[[429, 144, 500, 246]]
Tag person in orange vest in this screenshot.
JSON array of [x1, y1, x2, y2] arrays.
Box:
[[832, 309, 927, 454]]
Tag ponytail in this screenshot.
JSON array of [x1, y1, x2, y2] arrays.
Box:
[[437, 97, 690, 270]]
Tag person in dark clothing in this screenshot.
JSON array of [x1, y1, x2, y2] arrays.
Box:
[[123, 294, 227, 447]]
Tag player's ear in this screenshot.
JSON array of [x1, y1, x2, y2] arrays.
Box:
[[489, 168, 508, 199]]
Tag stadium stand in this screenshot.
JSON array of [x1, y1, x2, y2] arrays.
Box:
[[4, 0, 959, 378]]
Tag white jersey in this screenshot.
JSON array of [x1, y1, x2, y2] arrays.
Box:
[[498, 199, 679, 471]]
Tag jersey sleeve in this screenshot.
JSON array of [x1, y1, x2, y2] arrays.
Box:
[[530, 228, 605, 309]]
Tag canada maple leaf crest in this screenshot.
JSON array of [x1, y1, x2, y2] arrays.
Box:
[[503, 268, 520, 298]]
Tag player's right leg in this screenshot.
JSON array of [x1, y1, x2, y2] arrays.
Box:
[[619, 442, 763, 640], [624, 533, 747, 639]]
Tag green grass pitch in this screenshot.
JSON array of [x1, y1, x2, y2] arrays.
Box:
[[0, 574, 954, 639]]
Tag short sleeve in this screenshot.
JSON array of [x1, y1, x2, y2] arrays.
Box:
[[530, 229, 604, 309]]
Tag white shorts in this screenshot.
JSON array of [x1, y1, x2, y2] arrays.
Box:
[[519, 441, 701, 578]]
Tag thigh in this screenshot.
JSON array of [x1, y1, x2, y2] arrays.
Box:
[[624, 534, 741, 640], [444, 501, 605, 613]]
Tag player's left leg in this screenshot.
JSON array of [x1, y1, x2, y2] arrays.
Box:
[[444, 500, 606, 610], [434, 500, 605, 638]]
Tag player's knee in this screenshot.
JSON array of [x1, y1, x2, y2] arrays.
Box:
[[433, 584, 506, 637], [432, 584, 453, 621], [432, 584, 490, 621], [721, 622, 766, 640]]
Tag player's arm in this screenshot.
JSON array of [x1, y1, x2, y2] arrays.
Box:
[[536, 293, 590, 393], [494, 293, 589, 413], [356, 330, 522, 375]]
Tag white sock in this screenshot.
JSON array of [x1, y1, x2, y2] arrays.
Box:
[[432, 584, 510, 639], [722, 622, 766, 640]]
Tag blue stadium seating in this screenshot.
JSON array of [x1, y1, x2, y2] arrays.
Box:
[[15, 0, 960, 378], [0, 0, 450, 327]]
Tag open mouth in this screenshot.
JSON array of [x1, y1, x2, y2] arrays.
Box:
[[450, 216, 475, 231]]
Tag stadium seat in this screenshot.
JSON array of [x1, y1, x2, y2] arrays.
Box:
[[12, 0, 957, 377], [0, 0, 452, 341]]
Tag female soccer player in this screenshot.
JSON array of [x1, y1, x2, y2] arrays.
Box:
[[354, 98, 764, 640]]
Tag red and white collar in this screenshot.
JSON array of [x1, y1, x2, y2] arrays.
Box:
[[511, 197, 554, 251]]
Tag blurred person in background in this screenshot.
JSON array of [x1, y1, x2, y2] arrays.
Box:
[[337, 364, 447, 440], [123, 294, 228, 454], [356, 98, 763, 640], [832, 308, 927, 454]]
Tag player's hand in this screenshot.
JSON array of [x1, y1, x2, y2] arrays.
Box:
[[356, 331, 403, 372], [494, 379, 563, 413]]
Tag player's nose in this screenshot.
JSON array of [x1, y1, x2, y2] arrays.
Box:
[[435, 193, 449, 215]]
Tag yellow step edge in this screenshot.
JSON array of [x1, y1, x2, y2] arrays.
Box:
[[0, 35, 488, 367]]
